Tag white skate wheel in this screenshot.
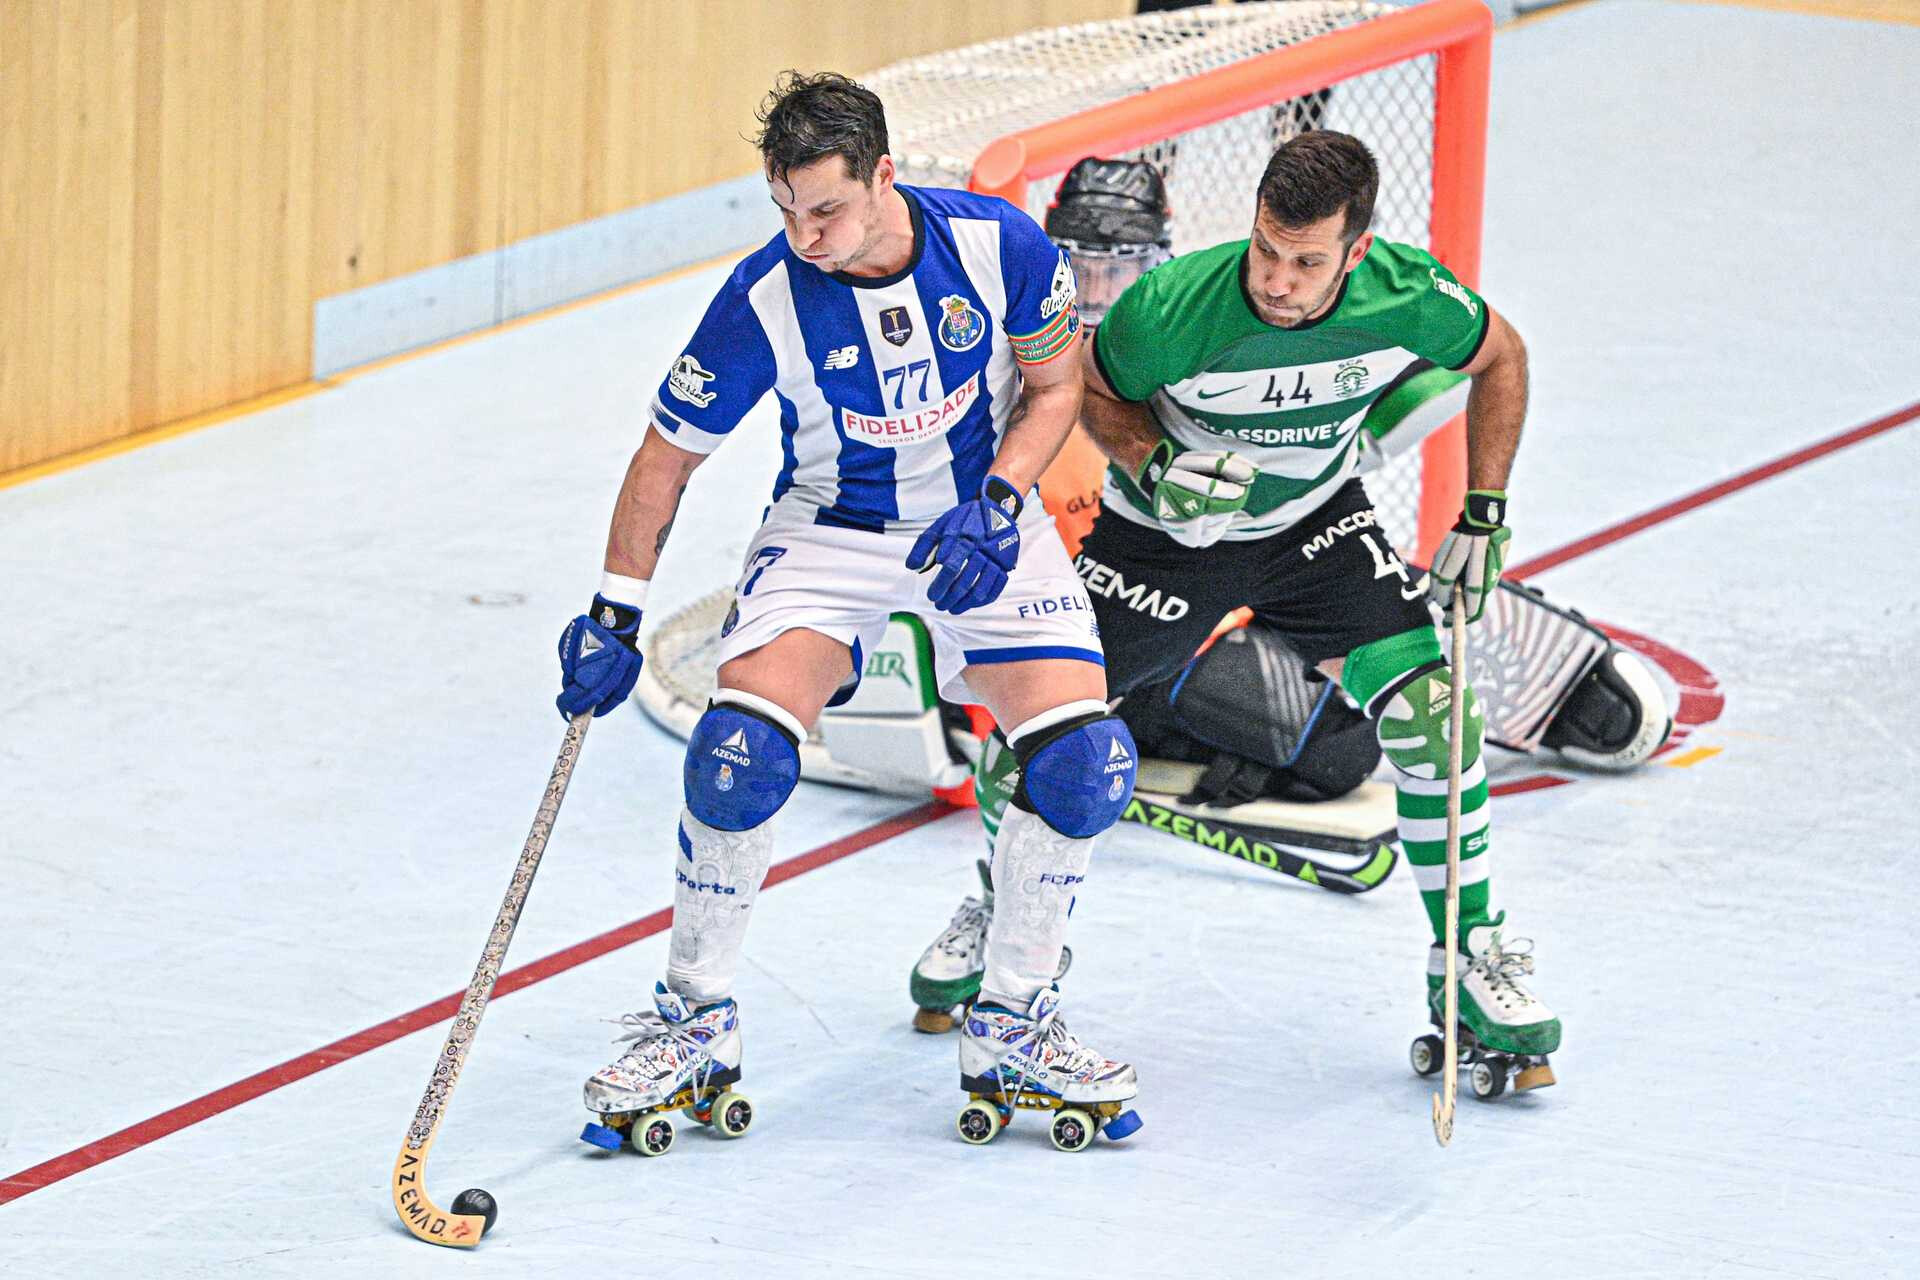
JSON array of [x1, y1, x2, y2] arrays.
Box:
[[1049, 1108, 1096, 1153], [1409, 1034, 1444, 1077], [711, 1091, 754, 1138], [633, 1114, 676, 1156], [957, 1100, 1001, 1145]]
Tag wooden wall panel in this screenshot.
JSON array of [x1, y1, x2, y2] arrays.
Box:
[[4, 0, 1133, 476]]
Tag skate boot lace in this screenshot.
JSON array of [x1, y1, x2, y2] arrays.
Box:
[[991, 1004, 1104, 1109], [606, 1010, 720, 1096], [1469, 932, 1541, 1013], [934, 897, 989, 958]]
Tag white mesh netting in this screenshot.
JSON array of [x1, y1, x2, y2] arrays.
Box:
[[871, 0, 1444, 547]]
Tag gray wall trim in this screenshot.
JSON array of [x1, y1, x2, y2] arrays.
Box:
[[313, 173, 776, 378]]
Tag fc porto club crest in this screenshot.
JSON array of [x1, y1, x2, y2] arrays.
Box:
[[879, 306, 914, 347], [716, 763, 736, 792], [937, 294, 985, 352]]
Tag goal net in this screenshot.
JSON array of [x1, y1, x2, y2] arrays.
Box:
[[873, 0, 1491, 558]]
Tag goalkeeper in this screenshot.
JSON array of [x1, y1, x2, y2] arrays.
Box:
[[913, 132, 1562, 1087]]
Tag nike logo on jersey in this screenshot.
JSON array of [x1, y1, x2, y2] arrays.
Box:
[[823, 345, 861, 371], [1195, 385, 1246, 400]]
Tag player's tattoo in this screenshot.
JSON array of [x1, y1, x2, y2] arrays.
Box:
[[655, 484, 686, 554]]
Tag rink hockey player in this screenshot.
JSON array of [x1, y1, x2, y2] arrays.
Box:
[[554, 71, 1140, 1155], [915, 134, 1564, 1096]]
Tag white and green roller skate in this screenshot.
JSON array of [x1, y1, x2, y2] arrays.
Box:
[[580, 981, 753, 1156], [909, 858, 1071, 1033], [1410, 916, 1560, 1099], [956, 986, 1141, 1152]]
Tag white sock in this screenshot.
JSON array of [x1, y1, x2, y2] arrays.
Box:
[[664, 808, 773, 1005], [980, 805, 1091, 1012]]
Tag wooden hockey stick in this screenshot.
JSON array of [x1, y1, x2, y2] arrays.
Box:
[[392, 712, 591, 1247], [1432, 594, 1467, 1146]]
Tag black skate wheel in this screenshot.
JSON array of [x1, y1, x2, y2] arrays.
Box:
[[712, 1090, 754, 1138], [1409, 1034, 1445, 1077], [1470, 1057, 1508, 1100], [1049, 1108, 1096, 1153], [451, 1187, 498, 1237], [957, 1100, 1001, 1145], [633, 1115, 676, 1156]]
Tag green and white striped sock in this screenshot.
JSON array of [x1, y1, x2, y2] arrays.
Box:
[[1391, 755, 1493, 942], [973, 729, 1018, 858]]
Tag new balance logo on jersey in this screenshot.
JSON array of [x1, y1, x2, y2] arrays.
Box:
[[713, 730, 752, 766], [824, 345, 861, 371]]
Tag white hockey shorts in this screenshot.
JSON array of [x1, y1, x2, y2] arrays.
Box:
[[714, 504, 1104, 705]]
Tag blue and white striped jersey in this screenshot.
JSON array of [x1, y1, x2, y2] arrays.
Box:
[[648, 185, 1079, 530]]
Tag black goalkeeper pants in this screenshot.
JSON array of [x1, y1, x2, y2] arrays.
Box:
[[1074, 479, 1434, 698]]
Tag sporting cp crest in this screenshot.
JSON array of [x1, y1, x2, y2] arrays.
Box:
[[937, 295, 985, 352], [1333, 359, 1371, 399], [879, 306, 914, 347]]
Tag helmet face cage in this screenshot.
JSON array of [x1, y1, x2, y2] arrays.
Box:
[[1056, 239, 1171, 326], [1044, 156, 1174, 327]]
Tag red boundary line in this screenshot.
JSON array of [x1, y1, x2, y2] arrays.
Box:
[[1508, 400, 1919, 580], [0, 800, 957, 1207], [6, 400, 1914, 1208]]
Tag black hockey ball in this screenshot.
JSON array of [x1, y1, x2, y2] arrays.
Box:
[[451, 1187, 498, 1237]]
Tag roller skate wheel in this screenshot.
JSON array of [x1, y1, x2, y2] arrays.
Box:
[[1470, 1058, 1508, 1100], [1049, 1108, 1096, 1153], [1514, 1061, 1557, 1092], [711, 1091, 754, 1138], [1409, 1034, 1445, 1077], [1102, 1108, 1143, 1142], [579, 1121, 625, 1151], [633, 1115, 676, 1156], [912, 1007, 957, 1035], [956, 1100, 1002, 1145]]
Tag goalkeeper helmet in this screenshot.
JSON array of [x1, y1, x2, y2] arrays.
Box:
[[1044, 157, 1172, 326]]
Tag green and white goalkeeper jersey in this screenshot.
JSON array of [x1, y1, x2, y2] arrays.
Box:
[[1092, 237, 1489, 540]]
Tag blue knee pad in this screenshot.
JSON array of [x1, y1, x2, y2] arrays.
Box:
[[1012, 713, 1138, 839], [684, 698, 801, 832]]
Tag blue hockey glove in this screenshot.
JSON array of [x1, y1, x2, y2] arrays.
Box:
[[906, 476, 1024, 616], [556, 594, 644, 718]]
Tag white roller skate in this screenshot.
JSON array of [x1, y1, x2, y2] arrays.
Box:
[[580, 981, 753, 1155], [956, 986, 1141, 1151], [909, 859, 1071, 1034], [1410, 917, 1560, 1100]]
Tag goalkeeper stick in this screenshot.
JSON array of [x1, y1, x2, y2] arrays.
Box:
[[391, 712, 591, 1247], [1431, 594, 1466, 1147]]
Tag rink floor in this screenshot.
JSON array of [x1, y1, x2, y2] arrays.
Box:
[[4, 3, 1918, 1277]]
